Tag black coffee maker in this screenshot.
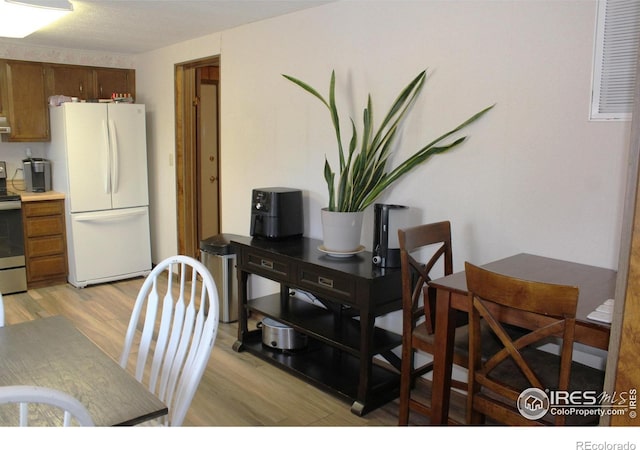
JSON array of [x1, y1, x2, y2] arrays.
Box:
[[372, 203, 409, 268]]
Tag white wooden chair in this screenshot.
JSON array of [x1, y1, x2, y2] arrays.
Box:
[[119, 255, 219, 426], [0, 385, 94, 426]]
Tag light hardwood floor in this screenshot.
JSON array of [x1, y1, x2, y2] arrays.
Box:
[[2, 277, 461, 426]]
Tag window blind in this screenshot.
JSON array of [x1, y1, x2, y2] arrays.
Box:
[[591, 0, 640, 120]]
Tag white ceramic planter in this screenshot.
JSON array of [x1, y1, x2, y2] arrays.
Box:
[[320, 208, 364, 253]]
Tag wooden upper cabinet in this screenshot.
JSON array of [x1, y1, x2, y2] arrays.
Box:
[[94, 68, 135, 99], [0, 59, 135, 142], [45, 65, 93, 100], [46, 65, 135, 101], [3, 60, 49, 142]]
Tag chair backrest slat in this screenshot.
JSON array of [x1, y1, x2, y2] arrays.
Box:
[[119, 255, 219, 426]]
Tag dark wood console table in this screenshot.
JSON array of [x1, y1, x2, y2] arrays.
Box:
[[231, 236, 403, 416]]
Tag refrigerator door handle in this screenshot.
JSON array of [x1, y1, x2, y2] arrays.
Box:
[[108, 119, 119, 194], [102, 120, 111, 194], [74, 209, 147, 222]]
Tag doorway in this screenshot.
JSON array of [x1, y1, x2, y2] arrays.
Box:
[[175, 56, 220, 258]]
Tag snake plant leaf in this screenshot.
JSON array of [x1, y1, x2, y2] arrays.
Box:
[[323, 158, 336, 211], [283, 71, 345, 170], [327, 71, 346, 171], [283, 70, 494, 212], [282, 74, 329, 108], [370, 71, 425, 152]]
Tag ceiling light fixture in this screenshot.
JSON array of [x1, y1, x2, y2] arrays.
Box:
[[0, 0, 73, 39]]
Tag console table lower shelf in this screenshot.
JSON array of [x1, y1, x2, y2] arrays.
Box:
[[233, 331, 401, 415], [230, 235, 404, 416]]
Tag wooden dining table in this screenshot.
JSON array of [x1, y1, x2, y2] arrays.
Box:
[[0, 315, 168, 426], [428, 253, 616, 425]]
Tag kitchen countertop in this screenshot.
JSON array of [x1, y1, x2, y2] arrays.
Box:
[[9, 180, 65, 202], [20, 191, 65, 202]]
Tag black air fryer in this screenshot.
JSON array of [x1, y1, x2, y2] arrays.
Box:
[[372, 203, 409, 268], [250, 187, 303, 239]]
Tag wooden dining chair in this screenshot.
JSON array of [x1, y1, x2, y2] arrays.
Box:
[[398, 221, 473, 425], [464, 262, 605, 425], [120, 255, 220, 426], [0, 385, 94, 426]]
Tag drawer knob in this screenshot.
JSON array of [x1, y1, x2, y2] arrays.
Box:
[[318, 276, 334, 288]]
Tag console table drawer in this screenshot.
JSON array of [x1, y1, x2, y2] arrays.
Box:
[[298, 266, 355, 304], [243, 249, 291, 282]]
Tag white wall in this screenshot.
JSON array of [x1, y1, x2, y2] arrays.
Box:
[[217, 0, 629, 272]]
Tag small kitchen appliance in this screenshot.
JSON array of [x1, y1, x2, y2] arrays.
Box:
[[259, 317, 308, 351], [372, 203, 410, 268], [23, 158, 51, 192], [250, 187, 303, 239]]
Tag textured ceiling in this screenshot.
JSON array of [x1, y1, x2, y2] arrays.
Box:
[[0, 0, 330, 54]]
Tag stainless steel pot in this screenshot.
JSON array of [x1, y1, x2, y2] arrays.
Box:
[[258, 317, 307, 351]]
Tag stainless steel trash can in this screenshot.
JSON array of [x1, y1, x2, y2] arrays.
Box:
[[199, 234, 240, 323]]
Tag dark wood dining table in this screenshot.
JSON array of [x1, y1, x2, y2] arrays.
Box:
[[428, 253, 616, 425], [0, 315, 168, 426]]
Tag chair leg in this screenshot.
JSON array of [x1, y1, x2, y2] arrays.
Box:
[[398, 348, 414, 425]]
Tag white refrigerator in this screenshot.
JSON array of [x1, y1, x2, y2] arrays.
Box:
[[47, 102, 152, 288]]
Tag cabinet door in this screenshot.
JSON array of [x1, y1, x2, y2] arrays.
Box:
[[4, 60, 49, 141], [94, 68, 135, 99], [22, 200, 68, 287], [46, 65, 93, 100]]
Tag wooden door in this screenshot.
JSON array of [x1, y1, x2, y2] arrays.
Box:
[[197, 66, 220, 242], [175, 57, 220, 258]]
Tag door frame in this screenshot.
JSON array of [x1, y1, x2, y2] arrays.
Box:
[[174, 56, 220, 257]]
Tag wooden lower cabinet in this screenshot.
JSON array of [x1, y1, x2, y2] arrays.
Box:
[[22, 199, 68, 288]]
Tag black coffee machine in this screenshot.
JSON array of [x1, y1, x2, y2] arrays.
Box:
[[372, 203, 409, 268]]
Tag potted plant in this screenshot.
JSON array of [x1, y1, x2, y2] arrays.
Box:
[[283, 70, 494, 253]]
